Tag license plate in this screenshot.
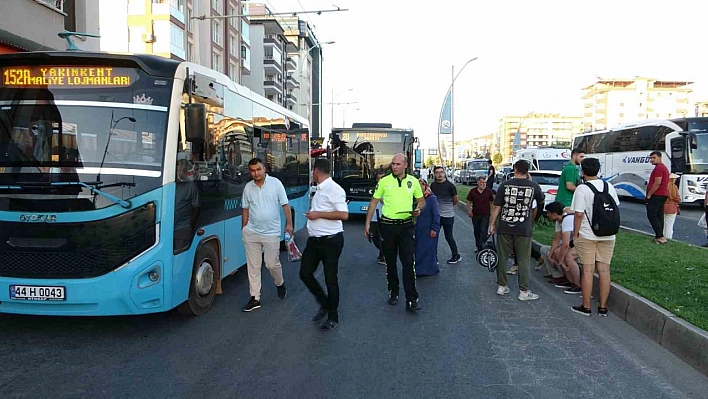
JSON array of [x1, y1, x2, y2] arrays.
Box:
[[360, 206, 368, 211], [10, 285, 66, 301]]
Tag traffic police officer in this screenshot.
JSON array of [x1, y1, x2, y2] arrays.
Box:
[[365, 153, 425, 311]]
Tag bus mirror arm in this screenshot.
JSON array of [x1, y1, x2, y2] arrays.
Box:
[[689, 133, 698, 150]]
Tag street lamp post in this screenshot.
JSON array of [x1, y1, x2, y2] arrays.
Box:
[[437, 57, 478, 172]]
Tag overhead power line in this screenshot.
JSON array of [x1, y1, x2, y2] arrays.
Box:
[[192, 7, 348, 21]]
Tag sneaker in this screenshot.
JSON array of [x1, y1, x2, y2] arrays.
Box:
[[571, 305, 592, 316], [555, 281, 574, 289], [447, 255, 461, 264], [377, 257, 386, 265], [564, 286, 582, 294], [406, 299, 421, 312], [242, 296, 261, 312], [388, 294, 399, 306], [496, 285, 510, 296], [518, 291, 540, 301], [598, 307, 608, 317], [277, 283, 287, 299], [506, 265, 518, 275], [320, 319, 339, 331]]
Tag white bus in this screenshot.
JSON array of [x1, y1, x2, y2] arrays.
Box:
[[513, 147, 571, 171], [572, 118, 708, 204]]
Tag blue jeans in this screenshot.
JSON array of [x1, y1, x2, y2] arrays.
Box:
[[439, 216, 459, 257]]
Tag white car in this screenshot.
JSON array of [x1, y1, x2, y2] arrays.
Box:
[[529, 170, 562, 211]]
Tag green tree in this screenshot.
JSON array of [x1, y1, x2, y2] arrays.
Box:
[[492, 152, 503, 166]]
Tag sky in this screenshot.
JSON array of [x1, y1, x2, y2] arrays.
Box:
[[264, 0, 708, 152]]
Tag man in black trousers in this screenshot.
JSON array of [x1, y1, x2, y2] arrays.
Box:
[[300, 159, 349, 331]]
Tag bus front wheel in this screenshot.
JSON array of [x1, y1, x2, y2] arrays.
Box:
[[178, 243, 219, 316]]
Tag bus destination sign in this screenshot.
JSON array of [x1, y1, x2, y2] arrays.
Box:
[[2, 66, 133, 88], [340, 132, 403, 143]]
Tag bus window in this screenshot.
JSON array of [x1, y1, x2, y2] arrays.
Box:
[[670, 136, 687, 173]]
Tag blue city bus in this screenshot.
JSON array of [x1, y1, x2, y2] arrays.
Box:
[[0, 52, 310, 316], [329, 124, 415, 214]]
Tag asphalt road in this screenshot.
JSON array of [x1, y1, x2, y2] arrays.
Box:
[[618, 197, 706, 246], [1, 206, 707, 398]]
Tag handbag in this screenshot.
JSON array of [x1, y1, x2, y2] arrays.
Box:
[[477, 235, 499, 273]]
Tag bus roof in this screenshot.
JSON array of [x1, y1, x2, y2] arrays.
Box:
[[331, 127, 413, 134]]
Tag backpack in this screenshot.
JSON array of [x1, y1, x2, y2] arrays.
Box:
[[584, 181, 620, 236]]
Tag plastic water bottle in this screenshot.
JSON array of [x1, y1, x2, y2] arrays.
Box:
[[284, 232, 292, 242]]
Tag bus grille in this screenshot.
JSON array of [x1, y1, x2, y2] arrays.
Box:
[[0, 203, 156, 279]]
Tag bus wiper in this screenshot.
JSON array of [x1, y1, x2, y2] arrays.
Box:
[[12, 181, 132, 209]]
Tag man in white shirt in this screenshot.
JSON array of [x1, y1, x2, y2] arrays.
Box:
[[545, 201, 581, 294], [241, 158, 293, 312], [300, 158, 349, 331], [570, 157, 620, 317]]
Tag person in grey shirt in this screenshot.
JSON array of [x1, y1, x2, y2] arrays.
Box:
[[430, 165, 460, 264]]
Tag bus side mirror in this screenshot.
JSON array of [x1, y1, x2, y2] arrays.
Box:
[[185, 103, 207, 143], [690, 133, 698, 150]]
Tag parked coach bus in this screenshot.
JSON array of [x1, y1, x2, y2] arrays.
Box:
[[329, 124, 415, 214], [0, 51, 310, 316], [573, 118, 708, 204]]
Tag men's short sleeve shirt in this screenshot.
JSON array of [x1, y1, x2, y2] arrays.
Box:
[[556, 161, 579, 207], [242, 175, 289, 236], [430, 179, 457, 218], [649, 162, 670, 196], [493, 178, 545, 237], [373, 173, 423, 220]]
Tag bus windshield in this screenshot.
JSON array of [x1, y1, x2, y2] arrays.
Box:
[[688, 132, 708, 174], [0, 65, 171, 210], [332, 131, 409, 179]]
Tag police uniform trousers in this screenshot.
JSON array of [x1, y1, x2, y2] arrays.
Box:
[[379, 217, 418, 302]]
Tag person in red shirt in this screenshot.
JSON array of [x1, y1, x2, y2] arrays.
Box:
[[466, 176, 495, 252], [646, 151, 670, 244]]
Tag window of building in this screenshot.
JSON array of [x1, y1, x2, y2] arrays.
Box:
[[187, 7, 193, 31], [212, 52, 221, 72], [267, 95, 274, 101], [241, 45, 247, 59], [187, 42, 193, 62], [619, 102, 625, 107], [212, 20, 221, 45], [619, 113, 624, 117], [229, 35, 236, 56], [229, 64, 238, 81], [228, 6, 237, 27], [212, 0, 222, 13]]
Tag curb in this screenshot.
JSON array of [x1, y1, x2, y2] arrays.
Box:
[[535, 239, 708, 377]]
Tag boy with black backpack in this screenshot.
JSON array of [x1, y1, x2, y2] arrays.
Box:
[[570, 157, 620, 317]]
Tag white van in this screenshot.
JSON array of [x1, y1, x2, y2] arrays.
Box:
[[513, 147, 571, 171]]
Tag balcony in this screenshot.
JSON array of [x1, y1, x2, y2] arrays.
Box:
[[264, 34, 277, 45], [287, 93, 297, 105], [152, 2, 185, 23], [286, 74, 299, 89], [264, 55, 282, 73], [264, 79, 283, 94], [286, 57, 297, 70], [241, 58, 251, 75]]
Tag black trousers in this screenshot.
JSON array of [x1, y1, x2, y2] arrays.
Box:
[[370, 221, 383, 259], [471, 215, 490, 250], [380, 222, 418, 302], [646, 195, 667, 238], [300, 233, 344, 321], [440, 216, 459, 257]]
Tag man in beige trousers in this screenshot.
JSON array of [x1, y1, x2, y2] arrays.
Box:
[[241, 158, 293, 312]]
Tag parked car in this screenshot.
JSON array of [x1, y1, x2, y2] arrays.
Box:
[[452, 169, 462, 183], [496, 165, 512, 183], [528, 170, 562, 211]]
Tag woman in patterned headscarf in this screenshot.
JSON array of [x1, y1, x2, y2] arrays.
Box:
[[415, 178, 441, 276]]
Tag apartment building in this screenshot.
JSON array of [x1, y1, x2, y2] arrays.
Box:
[[582, 77, 693, 132], [695, 101, 708, 117], [498, 113, 583, 163], [99, 0, 250, 82], [240, 3, 289, 109], [0, 0, 99, 53]]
